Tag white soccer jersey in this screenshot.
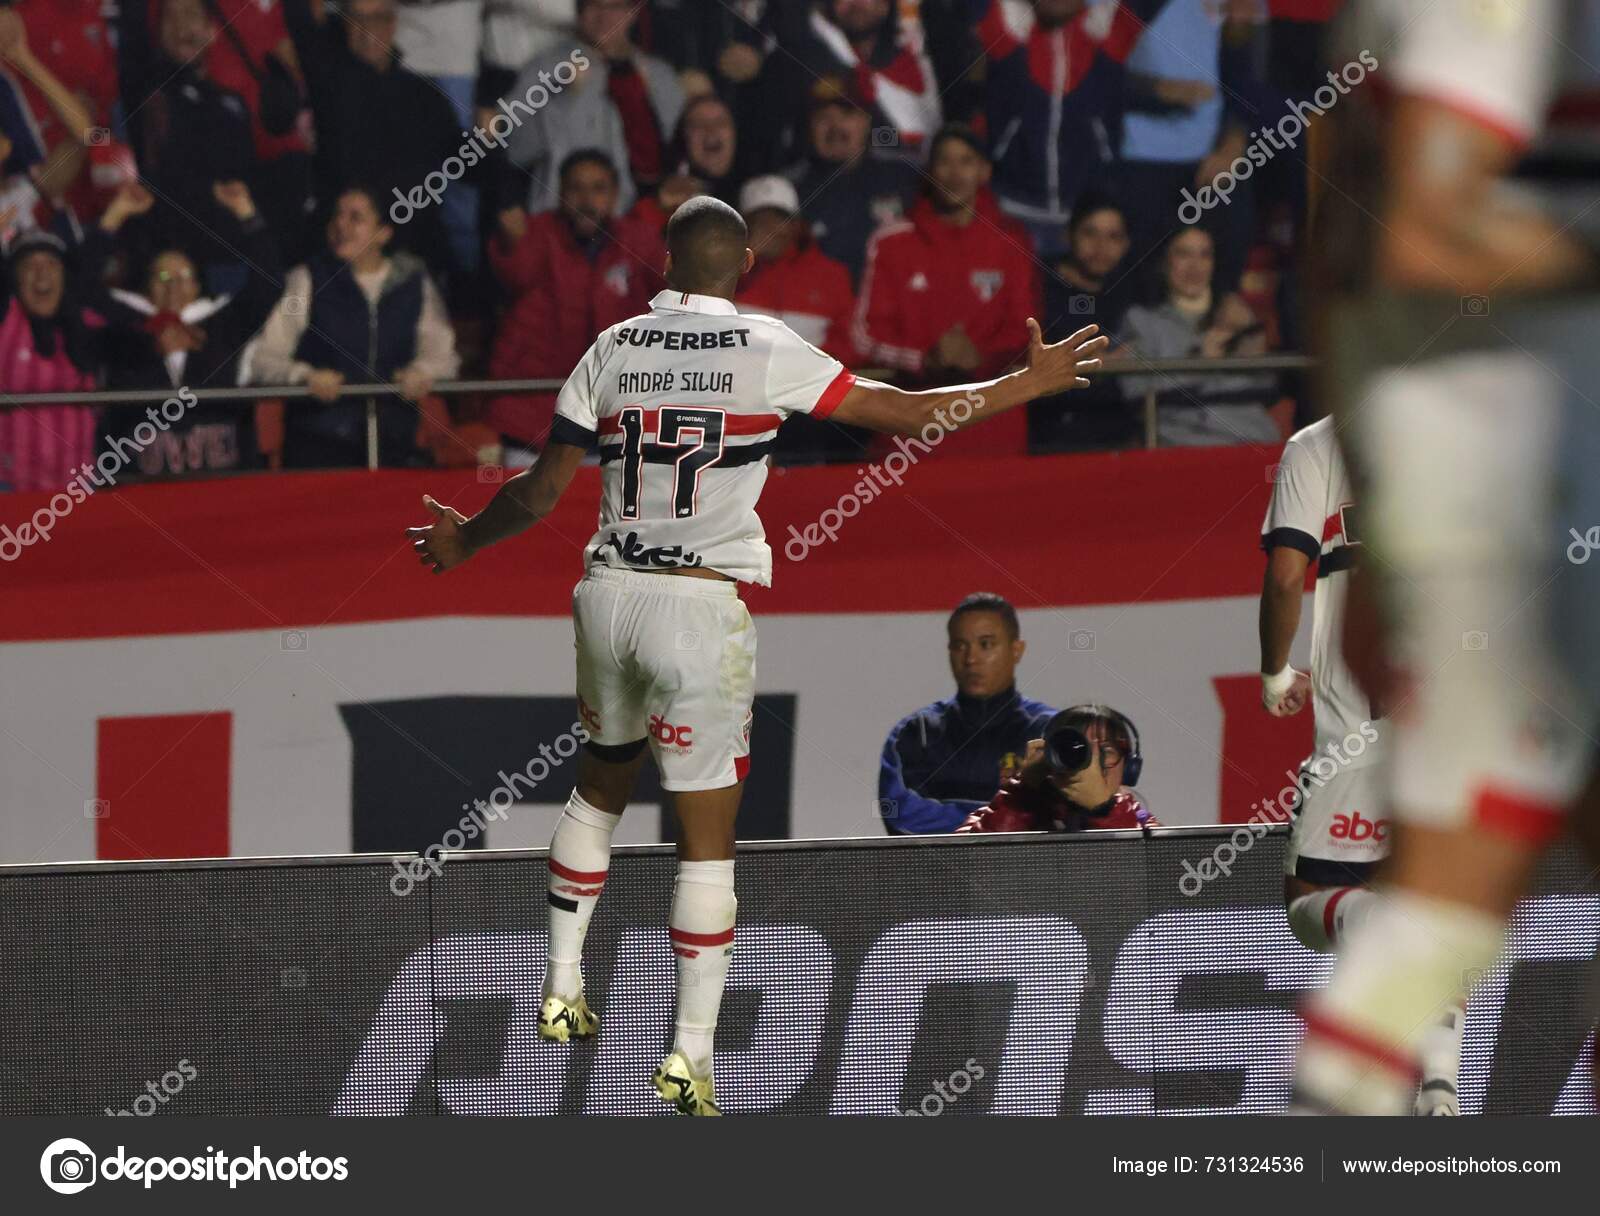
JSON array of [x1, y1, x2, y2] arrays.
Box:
[[552, 290, 856, 585], [1261, 418, 1373, 758]]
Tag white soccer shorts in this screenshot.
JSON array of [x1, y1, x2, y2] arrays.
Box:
[[1285, 760, 1390, 881], [572, 566, 756, 791], [1349, 334, 1600, 844]]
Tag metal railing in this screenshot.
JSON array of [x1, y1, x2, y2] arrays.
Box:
[[0, 357, 1316, 468]]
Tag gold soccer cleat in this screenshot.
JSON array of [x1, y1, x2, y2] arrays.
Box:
[[652, 1050, 722, 1115], [537, 992, 598, 1042]]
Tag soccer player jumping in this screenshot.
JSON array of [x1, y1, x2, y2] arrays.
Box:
[[409, 196, 1106, 1114]]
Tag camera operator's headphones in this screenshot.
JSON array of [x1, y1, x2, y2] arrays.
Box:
[[1045, 704, 1143, 786]]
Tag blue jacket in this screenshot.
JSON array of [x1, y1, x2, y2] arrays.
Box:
[[879, 687, 1057, 834]]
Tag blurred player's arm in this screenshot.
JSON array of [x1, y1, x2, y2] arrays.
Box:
[[1380, 98, 1594, 294], [831, 320, 1106, 437], [1378, 0, 1595, 295], [409, 441, 587, 573]]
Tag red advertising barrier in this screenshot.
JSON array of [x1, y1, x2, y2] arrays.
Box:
[[0, 446, 1284, 640]]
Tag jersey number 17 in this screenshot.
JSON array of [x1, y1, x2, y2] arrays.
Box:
[[618, 406, 728, 521]]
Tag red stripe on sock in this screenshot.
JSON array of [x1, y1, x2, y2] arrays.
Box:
[[1473, 783, 1567, 845], [1323, 886, 1354, 946], [1299, 1006, 1421, 1081], [670, 925, 735, 947], [549, 858, 607, 884]]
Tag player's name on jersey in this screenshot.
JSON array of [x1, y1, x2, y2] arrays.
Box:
[[616, 325, 752, 351], [617, 370, 735, 396]]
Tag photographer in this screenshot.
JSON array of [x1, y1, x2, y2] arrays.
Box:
[[956, 705, 1154, 833]]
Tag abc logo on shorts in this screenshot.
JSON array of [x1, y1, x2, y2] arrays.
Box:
[[41, 1138, 96, 1194]]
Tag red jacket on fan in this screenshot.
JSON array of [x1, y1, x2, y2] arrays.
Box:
[[735, 235, 859, 366], [487, 210, 665, 448], [852, 192, 1039, 454], [956, 778, 1154, 834], [204, 0, 312, 162], [853, 192, 1038, 379]]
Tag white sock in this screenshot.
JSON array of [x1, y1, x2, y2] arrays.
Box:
[[1287, 886, 1380, 953], [1415, 997, 1467, 1111], [544, 791, 621, 1000], [669, 859, 736, 1076], [1295, 891, 1503, 1115]]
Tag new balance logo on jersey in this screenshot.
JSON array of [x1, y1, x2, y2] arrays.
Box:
[[649, 714, 693, 749], [1329, 811, 1388, 842], [596, 530, 705, 570]]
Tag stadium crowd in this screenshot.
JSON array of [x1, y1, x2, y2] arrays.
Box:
[[0, 0, 1338, 493]]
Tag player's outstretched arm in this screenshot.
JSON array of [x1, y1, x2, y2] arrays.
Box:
[[408, 442, 587, 574], [828, 320, 1107, 438]]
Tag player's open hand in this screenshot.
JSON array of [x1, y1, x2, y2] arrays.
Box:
[[1025, 319, 1108, 395], [1265, 669, 1311, 716], [408, 494, 473, 574]]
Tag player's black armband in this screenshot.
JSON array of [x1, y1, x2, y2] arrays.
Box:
[[549, 415, 597, 452]]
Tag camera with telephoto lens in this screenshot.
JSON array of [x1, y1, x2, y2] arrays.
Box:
[[1045, 724, 1094, 775]]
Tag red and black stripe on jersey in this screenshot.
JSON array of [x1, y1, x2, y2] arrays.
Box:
[[1263, 503, 1363, 578], [594, 407, 782, 471]]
